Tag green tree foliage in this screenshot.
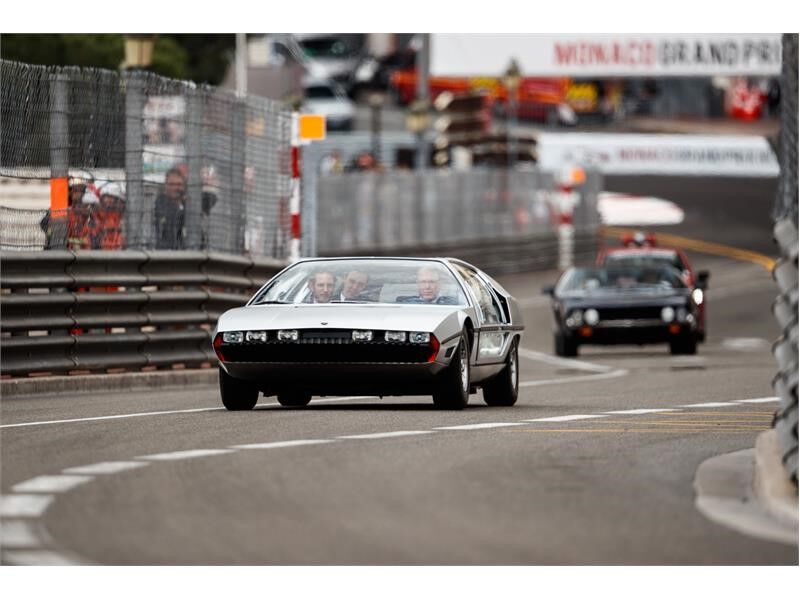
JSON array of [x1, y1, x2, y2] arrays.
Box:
[[0, 34, 233, 84]]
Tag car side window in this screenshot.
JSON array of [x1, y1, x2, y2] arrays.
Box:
[[453, 265, 504, 324]]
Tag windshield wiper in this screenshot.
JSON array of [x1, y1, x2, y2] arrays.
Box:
[[330, 300, 367, 304], [253, 300, 290, 305]]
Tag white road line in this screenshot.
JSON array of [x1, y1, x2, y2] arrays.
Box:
[[0, 520, 41, 548], [524, 414, 609, 423], [62, 461, 148, 475], [0, 494, 54, 518], [733, 397, 779, 404], [12, 475, 94, 494], [2, 550, 79, 566], [433, 423, 525, 431], [520, 369, 628, 388], [338, 431, 436, 439], [681, 402, 736, 408], [137, 449, 235, 461], [518, 347, 613, 373], [604, 408, 680, 415], [0, 397, 378, 429], [232, 439, 336, 450]]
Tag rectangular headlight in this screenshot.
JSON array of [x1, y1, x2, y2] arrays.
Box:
[[245, 330, 268, 342], [277, 329, 298, 342], [352, 330, 373, 342], [409, 332, 430, 344], [385, 331, 407, 343], [222, 331, 244, 344]]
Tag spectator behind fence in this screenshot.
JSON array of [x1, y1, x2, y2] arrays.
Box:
[[154, 167, 186, 249], [40, 172, 93, 249], [154, 165, 219, 250], [94, 181, 126, 249]]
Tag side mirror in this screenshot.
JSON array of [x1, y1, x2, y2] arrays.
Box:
[[542, 284, 555, 296], [696, 270, 710, 289]]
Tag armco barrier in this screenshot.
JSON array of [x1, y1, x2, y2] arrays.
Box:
[[0, 250, 286, 377]]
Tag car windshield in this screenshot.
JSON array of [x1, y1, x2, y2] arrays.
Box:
[[250, 259, 469, 306], [557, 266, 687, 295], [299, 36, 359, 58], [603, 252, 685, 271], [304, 85, 337, 99]]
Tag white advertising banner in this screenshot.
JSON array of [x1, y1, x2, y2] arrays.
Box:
[[536, 133, 779, 177], [431, 34, 782, 77]]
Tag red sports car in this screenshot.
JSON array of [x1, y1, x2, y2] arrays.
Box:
[[597, 233, 709, 341]]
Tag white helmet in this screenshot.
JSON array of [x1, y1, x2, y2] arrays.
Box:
[[100, 181, 126, 200]]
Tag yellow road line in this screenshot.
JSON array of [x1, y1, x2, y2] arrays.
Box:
[[602, 226, 776, 271], [675, 411, 775, 417]]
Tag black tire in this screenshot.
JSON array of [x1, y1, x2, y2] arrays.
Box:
[[277, 392, 312, 407], [219, 367, 258, 411], [433, 330, 470, 410], [483, 338, 519, 407], [669, 335, 698, 355], [555, 332, 578, 357]]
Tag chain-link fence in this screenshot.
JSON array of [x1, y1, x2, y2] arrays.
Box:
[[315, 167, 601, 255], [0, 60, 293, 257], [772, 33, 798, 485]]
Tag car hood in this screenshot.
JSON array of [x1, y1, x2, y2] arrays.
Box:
[[216, 303, 465, 335]]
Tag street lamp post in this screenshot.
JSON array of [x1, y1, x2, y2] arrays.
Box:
[[503, 59, 522, 169], [406, 99, 431, 243], [124, 35, 156, 71], [369, 92, 386, 166], [123, 35, 156, 249]]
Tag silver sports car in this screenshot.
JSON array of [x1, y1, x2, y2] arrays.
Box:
[[213, 257, 524, 410]]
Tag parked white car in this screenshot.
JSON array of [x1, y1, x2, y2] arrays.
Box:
[[302, 78, 355, 131]]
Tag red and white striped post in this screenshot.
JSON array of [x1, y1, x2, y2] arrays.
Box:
[[289, 111, 302, 263]]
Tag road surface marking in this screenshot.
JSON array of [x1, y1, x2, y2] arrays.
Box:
[[524, 414, 608, 422], [518, 347, 614, 373], [62, 461, 148, 475], [681, 402, 736, 408], [0, 397, 376, 429], [604, 408, 680, 415], [433, 423, 525, 431], [520, 369, 629, 388], [0, 521, 41, 547], [137, 449, 235, 461], [594, 420, 767, 428], [733, 397, 779, 404], [12, 475, 93, 494], [232, 439, 336, 450], [1, 550, 79, 566], [722, 338, 770, 351], [338, 431, 437, 439], [0, 495, 54, 518]]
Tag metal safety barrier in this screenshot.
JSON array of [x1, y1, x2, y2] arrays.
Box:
[[0, 250, 286, 377], [771, 33, 799, 485]]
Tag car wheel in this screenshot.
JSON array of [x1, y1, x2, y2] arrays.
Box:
[[433, 330, 470, 410], [277, 392, 312, 407], [669, 336, 698, 355], [555, 332, 578, 357], [483, 338, 519, 407], [219, 367, 258, 411]]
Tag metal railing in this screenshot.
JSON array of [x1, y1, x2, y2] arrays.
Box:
[[771, 33, 799, 485], [0, 60, 293, 257], [0, 250, 284, 376]]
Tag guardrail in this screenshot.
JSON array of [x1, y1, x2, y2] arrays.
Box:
[[0, 251, 286, 377]]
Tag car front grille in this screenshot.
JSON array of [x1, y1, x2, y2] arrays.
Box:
[[597, 306, 663, 321], [221, 329, 433, 363]]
